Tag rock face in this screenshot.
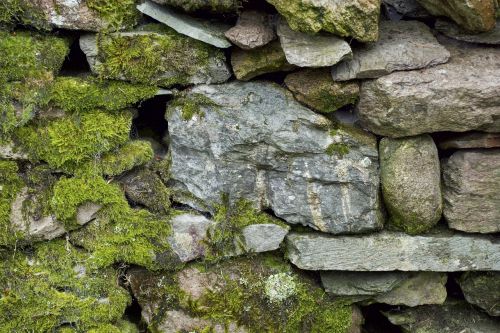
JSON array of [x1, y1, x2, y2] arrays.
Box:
[[285, 68, 360, 113], [331, 20, 450, 81], [357, 39, 500, 137], [321, 272, 447, 306], [442, 150, 500, 233], [167, 81, 382, 234], [277, 19, 352, 67], [286, 231, 500, 271], [241, 224, 289, 253], [266, 0, 381, 42], [458, 272, 500, 316], [436, 18, 500, 44], [225, 11, 276, 49], [379, 135, 442, 234], [437, 132, 500, 150], [417, 0, 496, 32]]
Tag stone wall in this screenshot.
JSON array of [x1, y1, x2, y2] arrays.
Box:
[[0, 0, 499, 332]]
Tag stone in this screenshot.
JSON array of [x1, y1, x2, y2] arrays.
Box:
[[379, 135, 442, 234], [458, 272, 500, 316], [241, 224, 289, 253], [437, 132, 500, 150], [167, 213, 213, 262], [356, 39, 500, 137], [0, 141, 28, 160], [384, 301, 500, 333], [277, 19, 352, 67], [225, 11, 276, 49], [286, 231, 500, 271], [137, 0, 231, 48], [76, 203, 102, 225], [442, 149, 500, 233], [331, 20, 450, 81], [231, 40, 295, 81], [151, 0, 241, 13], [167, 81, 382, 234], [383, 0, 429, 18], [266, 0, 381, 42], [285, 68, 360, 113], [435, 18, 500, 44], [417, 0, 496, 32], [321, 272, 447, 306]]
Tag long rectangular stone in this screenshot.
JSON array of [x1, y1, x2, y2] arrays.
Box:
[[286, 231, 500, 271]]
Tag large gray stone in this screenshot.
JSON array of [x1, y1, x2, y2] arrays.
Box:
[[277, 19, 352, 68], [379, 135, 442, 234], [331, 20, 450, 81], [442, 149, 500, 233], [225, 11, 276, 49], [436, 18, 500, 45], [357, 39, 500, 137], [286, 231, 500, 271], [167, 81, 382, 234], [458, 272, 500, 316]]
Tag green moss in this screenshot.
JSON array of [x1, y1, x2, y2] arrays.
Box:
[[167, 93, 219, 121], [88, 320, 138, 333], [87, 0, 139, 31], [100, 140, 154, 176], [0, 160, 24, 245], [0, 0, 51, 30], [326, 143, 350, 157], [162, 0, 242, 13]]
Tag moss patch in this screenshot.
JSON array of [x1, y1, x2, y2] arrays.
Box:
[[87, 0, 140, 31], [0, 160, 24, 245], [0, 0, 51, 30], [167, 92, 219, 121], [99, 140, 154, 176]]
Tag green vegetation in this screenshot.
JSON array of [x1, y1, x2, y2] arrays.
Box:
[[0, 160, 24, 245], [0, 0, 50, 30], [87, 0, 139, 30], [326, 143, 350, 157], [99, 140, 154, 176], [167, 92, 219, 121]]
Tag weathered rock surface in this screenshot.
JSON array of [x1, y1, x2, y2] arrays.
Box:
[[167, 81, 382, 234], [277, 19, 352, 67], [225, 11, 276, 49], [442, 149, 500, 233], [321, 272, 447, 306], [384, 301, 500, 333], [417, 0, 497, 32], [436, 18, 500, 44], [286, 231, 500, 271], [437, 132, 500, 150], [241, 224, 289, 253], [458, 272, 500, 316], [266, 0, 381, 42], [167, 213, 212, 262], [152, 0, 241, 13], [383, 0, 429, 18], [137, 0, 231, 48], [379, 135, 442, 234], [332, 20, 450, 81], [0, 141, 28, 160], [357, 39, 500, 137], [285, 68, 360, 113], [231, 40, 295, 80]]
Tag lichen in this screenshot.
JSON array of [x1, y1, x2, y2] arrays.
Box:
[[264, 273, 297, 303], [87, 0, 140, 31], [99, 140, 154, 176]]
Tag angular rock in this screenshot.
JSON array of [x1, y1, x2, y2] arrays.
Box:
[[266, 0, 381, 42], [285, 68, 360, 113], [383, 0, 429, 18], [442, 149, 500, 233], [380, 135, 442, 234], [241, 224, 289, 253], [286, 231, 500, 271], [225, 11, 276, 49], [332, 20, 450, 81], [167, 81, 382, 234], [167, 213, 213, 262], [321, 272, 447, 306], [357, 39, 500, 137], [435, 18, 500, 44], [417, 0, 496, 32], [384, 301, 500, 333], [231, 40, 295, 81], [277, 19, 352, 67], [437, 132, 500, 150], [458, 272, 500, 316], [152, 0, 241, 13], [137, 0, 231, 48]]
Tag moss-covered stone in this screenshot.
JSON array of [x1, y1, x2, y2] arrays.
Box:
[[154, 0, 242, 13], [86, 0, 140, 30], [0, 0, 51, 30], [100, 140, 154, 176], [0, 160, 24, 245], [166, 92, 219, 121]]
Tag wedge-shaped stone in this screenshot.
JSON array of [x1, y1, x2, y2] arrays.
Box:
[[436, 18, 500, 44], [458, 272, 500, 316]]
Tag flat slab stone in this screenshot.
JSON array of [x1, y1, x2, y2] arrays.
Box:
[[332, 20, 450, 81], [277, 18, 352, 67], [225, 11, 276, 49], [137, 0, 231, 48], [435, 18, 500, 44], [437, 132, 500, 150], [286, 231, 500, 271]]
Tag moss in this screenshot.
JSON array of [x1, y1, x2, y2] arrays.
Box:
[[167, 93, 219, 121], [326, 143, 350, 157], [87, 0, 140, 31], [87, 320, 138, 333], [0, 160, 24, 245], [100, 140, 154, 176], [0, 0, 51, 30], [162, 0, 242, 13]]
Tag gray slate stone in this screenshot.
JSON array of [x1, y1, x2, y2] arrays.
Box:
[[379, 135, 442, 234], [436, 18, 500, 45], [225, 11, 276, 49], [437, 132, 500, 150], [383, 0, 429, 18], [442, 149, 500, 233], [332, 20, 450, 81], [458, 272, 500, 316], [357, 39, 500, 137], [137, 0, 231, 48], [277, 18, 352, 67], [241, 224, 289, 253], [286, 231, 500, 271], [167, 81, 382, 234]]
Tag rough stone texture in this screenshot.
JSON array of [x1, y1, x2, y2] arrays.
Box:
[[379, 135, 442, 234], [0, 141, 28, 160], [241, 224, 289, 253], [137, 0, 231, 48], [286, 231, 500, 271], [321, 272, 447, 306], [417, 0, 496, 32], [458, 272, 500, 316], [435, 18, 500, 44], [167, 81, 382, 234], [152, 0, 241, 13], [442, 149, 500, 233], [385, 301, 500, 333], [437, 132, 500, 150], [383, 0, 429, 18], [277, 19, 352, 67], [331, 20, 450, 81], [231, 40, 295, 81], [357, 39, 500, 137], [285, 68, 360, 114], [167, 213, 212, 262], [266, 0, 381, 42], [225, 11, 276, 49]]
